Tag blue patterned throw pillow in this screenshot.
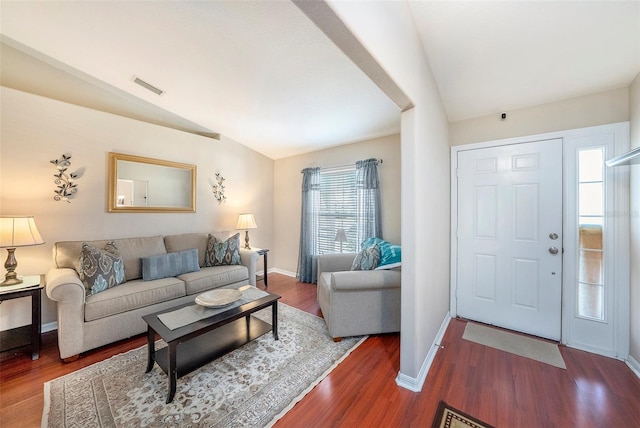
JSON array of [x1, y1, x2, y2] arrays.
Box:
[[351, 244, 380, 271], [78, 242, 126, 296], [205, 233, 241, 266], [360, 237, 401, 269]]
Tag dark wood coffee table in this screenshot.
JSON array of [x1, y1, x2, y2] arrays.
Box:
[[142, 287, 280, 403]]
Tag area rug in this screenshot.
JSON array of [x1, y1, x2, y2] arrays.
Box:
[[462, 322, 566, 369], [431, 401, 494, 428], [42, 303, 366, 427]]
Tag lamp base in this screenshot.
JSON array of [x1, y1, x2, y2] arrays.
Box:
[[1, 248, 22, 286], [0, 276, 23, 286], [244, 230, 251, 250]]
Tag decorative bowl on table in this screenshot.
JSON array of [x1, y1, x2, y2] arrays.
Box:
[[195, 289, 242, 308]]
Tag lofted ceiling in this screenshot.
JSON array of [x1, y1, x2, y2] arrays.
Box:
[[1, 1, 639, 159], [0, 1, 401, 159]]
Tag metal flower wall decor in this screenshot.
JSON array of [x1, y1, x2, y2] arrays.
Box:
[[50, 153, 83, 203], [211, 172, 226, 204]]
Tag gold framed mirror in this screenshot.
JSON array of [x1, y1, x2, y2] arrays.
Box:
[[108, 152, 196, 213]]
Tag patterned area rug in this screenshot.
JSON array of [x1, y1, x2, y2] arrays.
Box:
[[42, 303, 365, 427], [431, 401, 495, 428]]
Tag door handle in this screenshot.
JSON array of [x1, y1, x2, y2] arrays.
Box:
[[549, 246, 559, 255], [549, 233, 558, 240]]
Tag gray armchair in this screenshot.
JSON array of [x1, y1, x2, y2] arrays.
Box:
[[317, 253, 401, 340]]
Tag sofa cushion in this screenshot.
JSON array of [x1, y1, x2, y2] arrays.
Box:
[[164, 233, 209, 267], [179, 265, 248, 295], [205, 233, 241, 266], [84, 277, 186, 322], [54, 235, 167, 281], [79, 242, 126, 296], [141, 248, 200, 281]]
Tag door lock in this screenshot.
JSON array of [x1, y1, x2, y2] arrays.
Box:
[[549, 246, 559, 255], [549, 233, 559, 240]]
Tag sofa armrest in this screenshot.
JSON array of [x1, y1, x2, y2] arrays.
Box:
[[330, 269, 401, 291], [239, 248, 259, 286], [46, 268, 85, 303], [318, 253, 357, 275], [45, 268, 86, 359]]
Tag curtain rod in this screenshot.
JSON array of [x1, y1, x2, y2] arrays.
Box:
[[300, 158, 382, 173]]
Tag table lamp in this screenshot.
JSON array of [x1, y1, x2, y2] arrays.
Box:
[[334, 228, 347, 253], [236, 213, 257, 249], [0, 216, 45, 286]]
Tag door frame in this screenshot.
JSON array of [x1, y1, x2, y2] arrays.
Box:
[[450, 122, 630, 359]]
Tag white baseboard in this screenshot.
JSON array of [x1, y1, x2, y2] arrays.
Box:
[[395, 312, 451, 392], [627, 354, 640, 379], [270, 268, 297, 278], [42, 321, 57, 333]]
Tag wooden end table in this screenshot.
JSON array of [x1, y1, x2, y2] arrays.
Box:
[[0, 275, 44, 360], [253, 248, 269, 288]]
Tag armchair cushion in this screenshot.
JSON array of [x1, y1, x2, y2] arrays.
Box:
[[360, 237, 401, 269], [350, 244, 380, 271]]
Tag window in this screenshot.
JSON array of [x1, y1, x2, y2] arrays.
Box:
[[317, 167, 359, 254], [577, 147, 605, 320], [298, 158, 381, 283]]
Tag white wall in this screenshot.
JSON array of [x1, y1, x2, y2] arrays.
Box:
[[273, 134, 401, 274], [0, 87, 274, 330], [450, 87, 629, 146], [327, 1, 451, 384], [629, 72, 640, 365]]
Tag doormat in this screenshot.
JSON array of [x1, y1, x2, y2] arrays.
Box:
[[431, 401, 495, 428], [462, 322, 566, 369]]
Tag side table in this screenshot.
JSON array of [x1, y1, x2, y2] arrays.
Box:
[[0, 275, 44, 360], [253, 248, 269, 288]]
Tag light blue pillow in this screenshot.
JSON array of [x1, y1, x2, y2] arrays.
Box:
[[141, 248, 200, 281], [360, 237, 401, 268]]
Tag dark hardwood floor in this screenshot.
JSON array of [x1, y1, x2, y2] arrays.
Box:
[[1, 273, 639, 427]]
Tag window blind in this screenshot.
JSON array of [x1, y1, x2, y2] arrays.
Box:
[[317, 167, 359, 254]]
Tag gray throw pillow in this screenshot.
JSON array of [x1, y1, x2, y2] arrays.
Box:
[[141, 248, 200, 281], [205, 233, 241, 266], [78, 241, 126, 296], [351, 244, 380, 271]]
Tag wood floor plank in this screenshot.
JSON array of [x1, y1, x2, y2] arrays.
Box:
[[1, 273, 639, 427]]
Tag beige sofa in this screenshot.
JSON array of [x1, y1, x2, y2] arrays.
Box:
[[317, 253, 401, 340], [46, 233, 258, 360]]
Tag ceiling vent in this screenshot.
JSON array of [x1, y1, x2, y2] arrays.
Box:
[[132, 76, 165, 96]]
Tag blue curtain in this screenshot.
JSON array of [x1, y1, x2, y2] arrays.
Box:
[[297, 167, 320, 283], [356, 158, 382, 245]]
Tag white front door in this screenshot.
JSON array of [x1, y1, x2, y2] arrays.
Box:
[[456, 139, 563, 340]]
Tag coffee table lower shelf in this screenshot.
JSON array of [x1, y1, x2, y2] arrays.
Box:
[[151, 316, 272, 380], [143, 290, 280, 404]]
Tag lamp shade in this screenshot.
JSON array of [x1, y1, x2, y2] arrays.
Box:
[[0, 216, 45, 248], [236, 213, 257, 230], [334, 228, 348, 242]]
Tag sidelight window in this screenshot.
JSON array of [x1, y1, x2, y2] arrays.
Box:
[[576, 147, 605, 321]]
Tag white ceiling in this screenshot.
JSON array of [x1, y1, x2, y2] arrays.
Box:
[[1, 1, 639, 159], [409, 1, 640, 122], [0, 1, 401, 159]]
